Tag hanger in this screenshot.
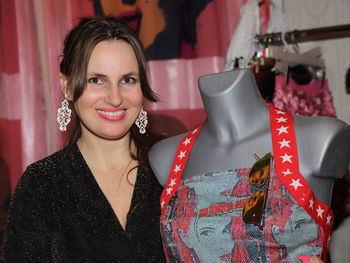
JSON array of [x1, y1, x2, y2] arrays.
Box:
[[265, 46, 325, 69], [251, 47, 325, 75], [268, 47, 326, 85]]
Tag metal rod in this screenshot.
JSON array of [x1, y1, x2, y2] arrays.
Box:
[[255, 24, 350, 46]]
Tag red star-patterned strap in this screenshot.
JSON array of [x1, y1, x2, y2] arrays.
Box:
[[160, 124, 204, 214], [269, 103, 333, 260]]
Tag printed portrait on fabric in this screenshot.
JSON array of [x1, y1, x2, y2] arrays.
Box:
[[272, 204, 322, 261], [161, 170, 247, 262], [161, 158, 323, 262], [90, 0, 213, 60]]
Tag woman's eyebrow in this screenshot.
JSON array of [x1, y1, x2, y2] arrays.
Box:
[[123, 71, 139, 77], [86, 72, 108, 78]]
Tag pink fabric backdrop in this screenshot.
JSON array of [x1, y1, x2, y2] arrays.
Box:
[[1, 0, 47, 190], [0, 0, 245, 192], [146, 56, 225, 135]]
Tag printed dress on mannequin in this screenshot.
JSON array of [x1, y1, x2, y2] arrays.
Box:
[[149, 70, 350, 263], [159, 104, 330, 262]]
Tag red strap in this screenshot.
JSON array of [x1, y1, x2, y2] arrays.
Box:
[[269, 103, 332, 260], [160, 124, 204, 214]]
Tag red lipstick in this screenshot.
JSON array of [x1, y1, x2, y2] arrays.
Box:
[[96, 108, 127, 122]]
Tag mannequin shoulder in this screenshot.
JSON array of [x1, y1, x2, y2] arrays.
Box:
[[295, 115, 347, 131], [295, 115, 350, 177], [295, 115, 349, 144], [149, 133, 187, 186], [149, 133, 186, 163]]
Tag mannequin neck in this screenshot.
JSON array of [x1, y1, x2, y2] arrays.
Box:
[[199, 70, 269, 143]]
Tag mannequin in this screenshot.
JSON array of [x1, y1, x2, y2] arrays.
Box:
[[149, 69, 350, 205], [150, 70, 350, 262]]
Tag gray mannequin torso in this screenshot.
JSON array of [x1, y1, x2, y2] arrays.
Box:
[[149, 70, 350, 205]]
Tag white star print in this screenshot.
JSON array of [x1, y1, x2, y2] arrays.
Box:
[[173, 164, 182, 173], [169, 178, 177, 187], [161, 199, 165, 208], [277, 125, 289, 135], [192, 128, 199, 134], [282, 168, 292, 176], [280, 153, 293, 163], [276, 117, 287, 123], [166, 187, 173, 195], [177, 151, 186, 160], [289, 178, 303, 191], [276, 110, 286, 115], [326, 215, 332, 225], [300, 193, 306, 201], [183, 138, 192, 146], [316, 206, 325, 218], [309, 198, 314, 210], [278, 139, 291, 149]]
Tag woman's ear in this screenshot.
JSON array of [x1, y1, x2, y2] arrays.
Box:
[[59, 73, 72, 100]]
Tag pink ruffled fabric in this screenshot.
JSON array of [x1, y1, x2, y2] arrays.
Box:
[[273, 75, 336, 117]]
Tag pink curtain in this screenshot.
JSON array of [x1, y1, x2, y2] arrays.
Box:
[[0, 0, 245, 193], [1, 0, 48, 191], [0, 0, 94, 192], [146, 56, 225, 135]]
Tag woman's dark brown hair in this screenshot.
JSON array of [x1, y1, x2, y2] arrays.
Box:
[[60, 16, 160, 169]]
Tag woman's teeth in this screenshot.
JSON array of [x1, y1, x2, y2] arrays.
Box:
[[96, 110, 125, 116]]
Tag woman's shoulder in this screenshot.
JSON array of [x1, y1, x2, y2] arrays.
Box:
[[138, 166, 163, 190], [17, 144, 77, 193], [25, 144, 74, 174]]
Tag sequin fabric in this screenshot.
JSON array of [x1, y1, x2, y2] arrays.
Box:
[[3, 144, 165, 263], [273, 76, 336, 117]]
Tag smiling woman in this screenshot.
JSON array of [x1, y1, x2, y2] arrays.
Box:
[[3, 17, 165, 262]]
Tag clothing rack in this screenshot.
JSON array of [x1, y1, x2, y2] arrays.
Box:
[[255, 24, 350, 46]]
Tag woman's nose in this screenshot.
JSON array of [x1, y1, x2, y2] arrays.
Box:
[[105, 86, 122, 106]]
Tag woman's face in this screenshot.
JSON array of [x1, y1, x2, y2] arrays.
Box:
[[74, 40, 143, 141], [180, 215, 235, 262], [195, 216, 234, 262]]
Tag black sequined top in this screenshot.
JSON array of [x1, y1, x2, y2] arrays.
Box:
[[3, 144, 165, 263]]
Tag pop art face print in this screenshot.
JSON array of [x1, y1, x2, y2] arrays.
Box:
[[161, 164, 323, 263], [91, 0, 214, 60]]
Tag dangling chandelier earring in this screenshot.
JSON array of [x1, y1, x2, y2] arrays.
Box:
[[57, 96, 72, 132], [135, 106, 148, 134]]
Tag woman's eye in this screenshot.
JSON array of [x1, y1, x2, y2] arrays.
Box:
[[222, 223, 231, 234], [199, 228, 214, 236], [294, 220, 307, 229], [88, 77, 103, 84], [122, 76, 136, 85]]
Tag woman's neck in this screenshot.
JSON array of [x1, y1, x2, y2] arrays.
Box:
[[77, 131, 135, 171]]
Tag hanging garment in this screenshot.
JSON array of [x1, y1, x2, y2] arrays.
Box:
[[224, 0, 259, 70], [273, 75, 336, 117], [160, 103, 332, 263]]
